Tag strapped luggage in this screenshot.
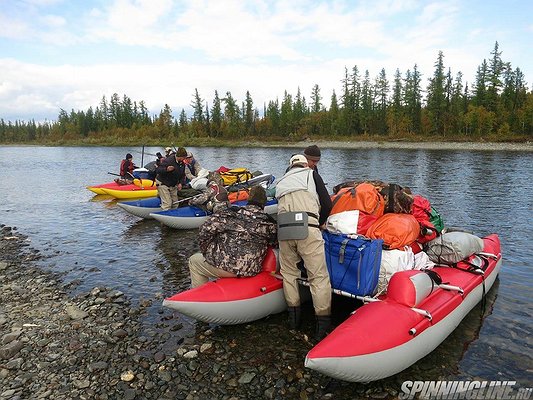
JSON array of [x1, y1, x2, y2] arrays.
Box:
[[330, 182, 385, 217], [218, 167, 253, 186], [381, 183, 413, 214], [426, 231, 484, 265], [325, 210, 377, 236], [323, 231, 383, 296], [366, 213, 421, 250]]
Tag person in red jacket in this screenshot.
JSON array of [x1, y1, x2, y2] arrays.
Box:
[[119, 153, 137, 182]]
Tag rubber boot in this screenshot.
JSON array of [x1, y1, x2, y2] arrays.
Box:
[[314, 315, 331, 341], [287, 306, 301, 330]]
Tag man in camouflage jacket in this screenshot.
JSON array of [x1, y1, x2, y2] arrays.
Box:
[[188, 186, 277, 288], [189, 172, 229, 213]]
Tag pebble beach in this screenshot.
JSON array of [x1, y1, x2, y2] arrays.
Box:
[[1, 225, 404, 400]]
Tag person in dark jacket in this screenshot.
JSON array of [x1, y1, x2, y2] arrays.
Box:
[[304, 144, 321, 175], [188, 186, 277, 288], [143, 152, 164, 181], [155, 147, 187, 210]]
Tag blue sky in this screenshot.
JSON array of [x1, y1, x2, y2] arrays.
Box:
[[1, 0, 531, 122]]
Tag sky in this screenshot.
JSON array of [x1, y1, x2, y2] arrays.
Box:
[[0, 0, 532, 123]]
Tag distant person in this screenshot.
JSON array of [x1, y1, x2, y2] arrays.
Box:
[[119, 153, 137, 182], [155, 147, 187, 210], [188, 186, 277, 288], [275, 154, 333, 341], [144, 152, 164, 181], [184, 151, 202, 183]]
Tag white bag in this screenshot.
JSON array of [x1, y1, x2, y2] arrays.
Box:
[[377, 247, 415, 294], [190, 168, 210, 190], [326, 210, 361, 235]]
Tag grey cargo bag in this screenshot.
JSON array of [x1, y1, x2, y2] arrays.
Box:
[[426, 231, 484, 265], [277, 212, 309, 241]]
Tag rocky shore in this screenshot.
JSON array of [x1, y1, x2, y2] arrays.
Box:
[[0, 226, 406, 400], [266, 139, 533, 152]]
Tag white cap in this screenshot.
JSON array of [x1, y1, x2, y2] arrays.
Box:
[[290, 154, 308, 167], [165, 147, 172, 152]]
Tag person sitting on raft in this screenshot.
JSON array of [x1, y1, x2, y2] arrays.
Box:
[[115, 153, 137, 184], [188, 186, 278, 288], [189, 172, 230, 212]]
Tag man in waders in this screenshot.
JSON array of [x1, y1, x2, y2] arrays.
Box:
[[275, 154, 333, 341]]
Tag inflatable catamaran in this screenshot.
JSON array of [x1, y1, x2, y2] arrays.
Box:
[[305, 234, 501, 382]]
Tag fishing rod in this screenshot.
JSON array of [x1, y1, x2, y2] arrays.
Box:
[[130, 149, 157, 157]]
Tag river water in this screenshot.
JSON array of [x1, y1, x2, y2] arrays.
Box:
[[0, 145, 531, 393]]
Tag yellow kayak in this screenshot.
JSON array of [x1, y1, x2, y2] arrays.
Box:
[[100, 184, 158, 199], [86, 179, 155, 195]]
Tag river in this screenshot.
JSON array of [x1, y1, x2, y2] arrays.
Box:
[[0, 145, 531, 394]]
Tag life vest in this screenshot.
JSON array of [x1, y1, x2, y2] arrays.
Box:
[[119, 159, 133, 178], [366, 213, 420, 250], [330, 182, 385, 217], [275, 167, 318, 205]]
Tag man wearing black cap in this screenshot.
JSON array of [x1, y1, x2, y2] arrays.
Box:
[[155, 147, 188, 210], [304, 144, 321, 174], [188, 186, 277, 287]]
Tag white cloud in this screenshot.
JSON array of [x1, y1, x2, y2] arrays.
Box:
[[0, 13, 31, 39], [40, 14, 66, 28], [0, 0, 531, 121]]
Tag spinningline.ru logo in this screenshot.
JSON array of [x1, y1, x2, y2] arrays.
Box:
[[399, 380, 532, 400]]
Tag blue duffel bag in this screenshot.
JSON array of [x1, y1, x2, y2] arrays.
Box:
[[323, 231, 383, 296]]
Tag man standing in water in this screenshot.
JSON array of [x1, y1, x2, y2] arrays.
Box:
[[155, 147, 187, 210], [275, 154, 332, 341]]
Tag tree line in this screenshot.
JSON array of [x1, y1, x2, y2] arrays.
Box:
[[1, 42, 531, 143]]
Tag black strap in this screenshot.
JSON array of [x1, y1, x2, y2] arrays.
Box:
[[385, 184, 395, 213], [306, 211, 319, 220]]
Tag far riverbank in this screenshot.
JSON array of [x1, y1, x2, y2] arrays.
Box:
[[2, 138, 532, 152], [254, 140, 533, 152]]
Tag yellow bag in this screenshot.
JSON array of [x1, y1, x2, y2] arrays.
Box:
[[219, 168, 253, 186]]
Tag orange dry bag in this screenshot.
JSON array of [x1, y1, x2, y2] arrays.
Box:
[[330, 182, 385, 217], [366, 213, 420, 250]]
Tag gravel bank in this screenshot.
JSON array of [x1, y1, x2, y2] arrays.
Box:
[[1, 225, 407, 400], [262, 140, 533, 152]]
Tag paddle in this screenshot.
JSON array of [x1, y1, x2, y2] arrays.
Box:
[[141, 145, 145, 167], [107, 171, 136, 180]]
